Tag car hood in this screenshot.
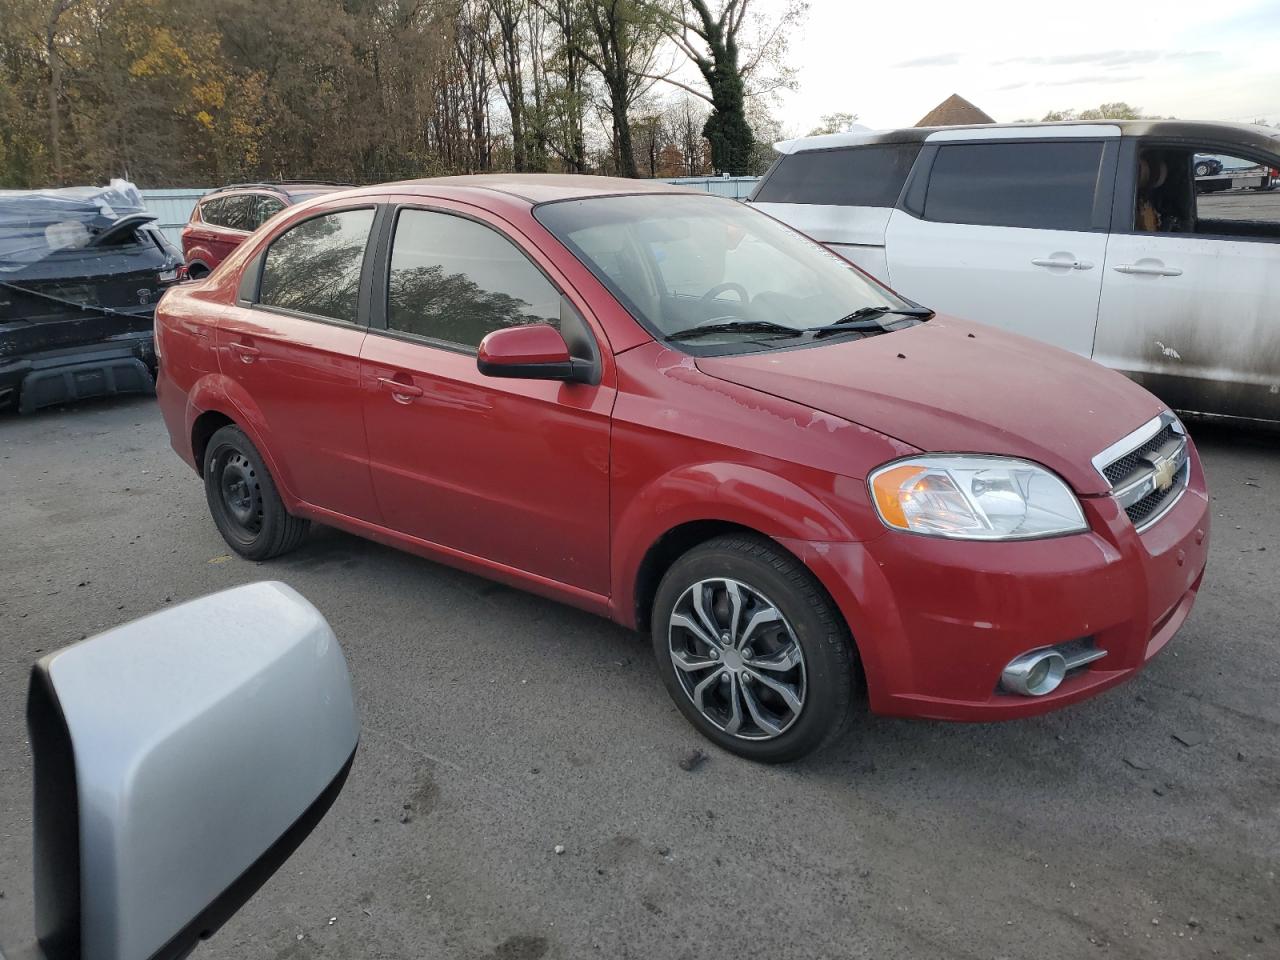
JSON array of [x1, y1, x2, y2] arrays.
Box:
[[694, 315, 1166, 496]]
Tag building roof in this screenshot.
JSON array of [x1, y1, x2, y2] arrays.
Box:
[[915, 94, 995, 127]]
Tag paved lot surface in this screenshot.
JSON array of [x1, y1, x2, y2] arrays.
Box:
[[1, 397, 1277, 960], [1198, 186, 1280, 221]]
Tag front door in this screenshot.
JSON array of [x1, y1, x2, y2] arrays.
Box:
[[1096, 144, 1280, 422], [217, 205, 381, 521], [884, 138, 1114, 357], [360, 204, 614, 594]]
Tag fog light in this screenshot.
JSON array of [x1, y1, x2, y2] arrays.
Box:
[[1001, 650, 1067, 696]]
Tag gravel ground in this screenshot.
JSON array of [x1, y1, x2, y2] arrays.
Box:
[[1, 396, 1277, 960]]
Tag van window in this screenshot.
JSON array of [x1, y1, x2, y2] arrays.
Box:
[[923, 141, 1105, 231], [258, 208, 375, 322], [1192, 152, 1280, 241], [752, 144, 922, 207]]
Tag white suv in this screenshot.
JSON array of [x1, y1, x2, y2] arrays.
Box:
[[751, 120, 1280, 426]]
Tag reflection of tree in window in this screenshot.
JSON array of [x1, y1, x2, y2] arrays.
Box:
[[389, 264, 556, 347], [386, 211, 561, 349], [260, 210, 374, 322]]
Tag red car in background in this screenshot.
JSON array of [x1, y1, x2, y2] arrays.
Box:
[[180, 182, 350, 277], [155, 175, 1210, 762]]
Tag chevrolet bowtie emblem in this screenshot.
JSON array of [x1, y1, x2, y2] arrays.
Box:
[[1151, 455, 1178, 492]]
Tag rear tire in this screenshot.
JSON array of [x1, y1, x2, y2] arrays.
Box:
[[203, 425, 308, 560], [651, 534, 857, 763]]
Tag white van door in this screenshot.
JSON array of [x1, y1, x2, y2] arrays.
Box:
[[883, 138, 1115, 357], [1096, 149, 1280, 422]]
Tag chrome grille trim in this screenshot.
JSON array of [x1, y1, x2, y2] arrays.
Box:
[[1094, 411, 1190, 532]]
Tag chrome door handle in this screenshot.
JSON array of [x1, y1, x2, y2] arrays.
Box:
[[229, 342, 259, 363], [377, 377, 424, 403], [1114, 263, 1183, 277], [1032, 257, 1094, 270]]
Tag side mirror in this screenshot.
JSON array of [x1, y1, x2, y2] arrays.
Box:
[[477, 323, 594, 384], [24, 582, 358, 960]]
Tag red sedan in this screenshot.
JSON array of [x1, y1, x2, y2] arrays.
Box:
[[155, 176, 1210, 762]]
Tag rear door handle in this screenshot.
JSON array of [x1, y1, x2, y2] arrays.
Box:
[[229, 342, 260, 363], [1114, 262, 1183, 277], [1031, 257, 1094, 270], [377, 377, 424, 403]]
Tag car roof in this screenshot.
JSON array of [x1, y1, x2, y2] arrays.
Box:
[[203, 182, 354, 200], [775, 120, 1280, 157], [377, 173, 708, 204]]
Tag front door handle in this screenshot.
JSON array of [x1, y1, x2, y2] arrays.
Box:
[[1031, 257, 1094, 270], [229, 342, 260, 363], [1114, 261, 1183, 277], [377, 377, 424, 403]]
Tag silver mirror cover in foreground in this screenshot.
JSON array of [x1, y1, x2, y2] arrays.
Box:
[[27, 581, 359, 960]]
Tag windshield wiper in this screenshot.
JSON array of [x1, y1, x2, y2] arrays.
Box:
[[807, 305, 934, 336], [664, 320, 803, 342]]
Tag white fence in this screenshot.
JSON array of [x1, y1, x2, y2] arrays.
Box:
[[141, 176, 760, 245]]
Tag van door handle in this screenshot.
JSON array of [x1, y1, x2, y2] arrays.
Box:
[[1031, 257, 1093, 270], [1114, 261, 1183, 277], [229, 342, 259, 363], [377, 377, 424, 403]]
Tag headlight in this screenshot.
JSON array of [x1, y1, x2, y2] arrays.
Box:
[[869, 456, 1087, 540]]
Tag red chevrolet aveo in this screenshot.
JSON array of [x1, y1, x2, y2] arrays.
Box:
[[155, 176, 1210, 762]]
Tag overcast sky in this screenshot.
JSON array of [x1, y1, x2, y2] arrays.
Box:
[[755, 0, 1280, 135]]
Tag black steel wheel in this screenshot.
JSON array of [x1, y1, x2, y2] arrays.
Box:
[[203, 424, 308, 560]]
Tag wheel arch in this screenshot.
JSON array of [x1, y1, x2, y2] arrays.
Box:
[[185, 374, 300, 509], [612, 462, 865, 631]]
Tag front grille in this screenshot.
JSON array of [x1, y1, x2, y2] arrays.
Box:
[[1103, 423, 1176, 485], [1124, 481, 1179, 526], [1097, 414, 1189, 532]]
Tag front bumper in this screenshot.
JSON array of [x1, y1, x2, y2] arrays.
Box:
[[783, 442, 1211, 721]]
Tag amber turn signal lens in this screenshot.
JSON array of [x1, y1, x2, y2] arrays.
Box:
[[870, 464, 928, 529]]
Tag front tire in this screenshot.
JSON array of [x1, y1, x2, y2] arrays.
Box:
[[651, 534, 857, 763], [203, 424, 309, 560]]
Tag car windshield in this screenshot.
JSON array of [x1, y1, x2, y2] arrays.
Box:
[[534, 193, 923, 353]]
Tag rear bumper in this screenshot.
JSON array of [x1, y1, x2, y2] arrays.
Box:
[[783, 444, 1211, 721], [0, 333, 155, 412]]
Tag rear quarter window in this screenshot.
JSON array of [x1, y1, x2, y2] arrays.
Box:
[[751, 143, 922, 207]]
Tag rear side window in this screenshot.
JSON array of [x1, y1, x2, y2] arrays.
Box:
[[752, 144, 922, 206], [258, 208, 375, 323], [254, 196, 287, 229], [201, 195, 255, 230], [923, 141, 1105, 231], [385, 209, 561, 350], [198, 197, 226, 226]]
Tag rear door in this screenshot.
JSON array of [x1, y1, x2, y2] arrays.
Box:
[[750, 142, 922, 279], [1096, 141, 1280, 422], [883, 133, 1118, 356], [359, 200, 614, 594], [217, 204, 382, 521]]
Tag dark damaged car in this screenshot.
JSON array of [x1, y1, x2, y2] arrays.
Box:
[[0, 180, 183, 413]]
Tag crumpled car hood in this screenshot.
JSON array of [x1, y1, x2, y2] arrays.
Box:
[[694, 315, 1167, 496]]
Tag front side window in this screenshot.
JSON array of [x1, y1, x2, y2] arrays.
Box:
[[752, 143, 922, 207], [1191, 151, 1280, 241], [386, 209, 561, 349], [924, 141, 1105, 231], [258, 208, 375, 323], [535, 193, 922, 355]]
